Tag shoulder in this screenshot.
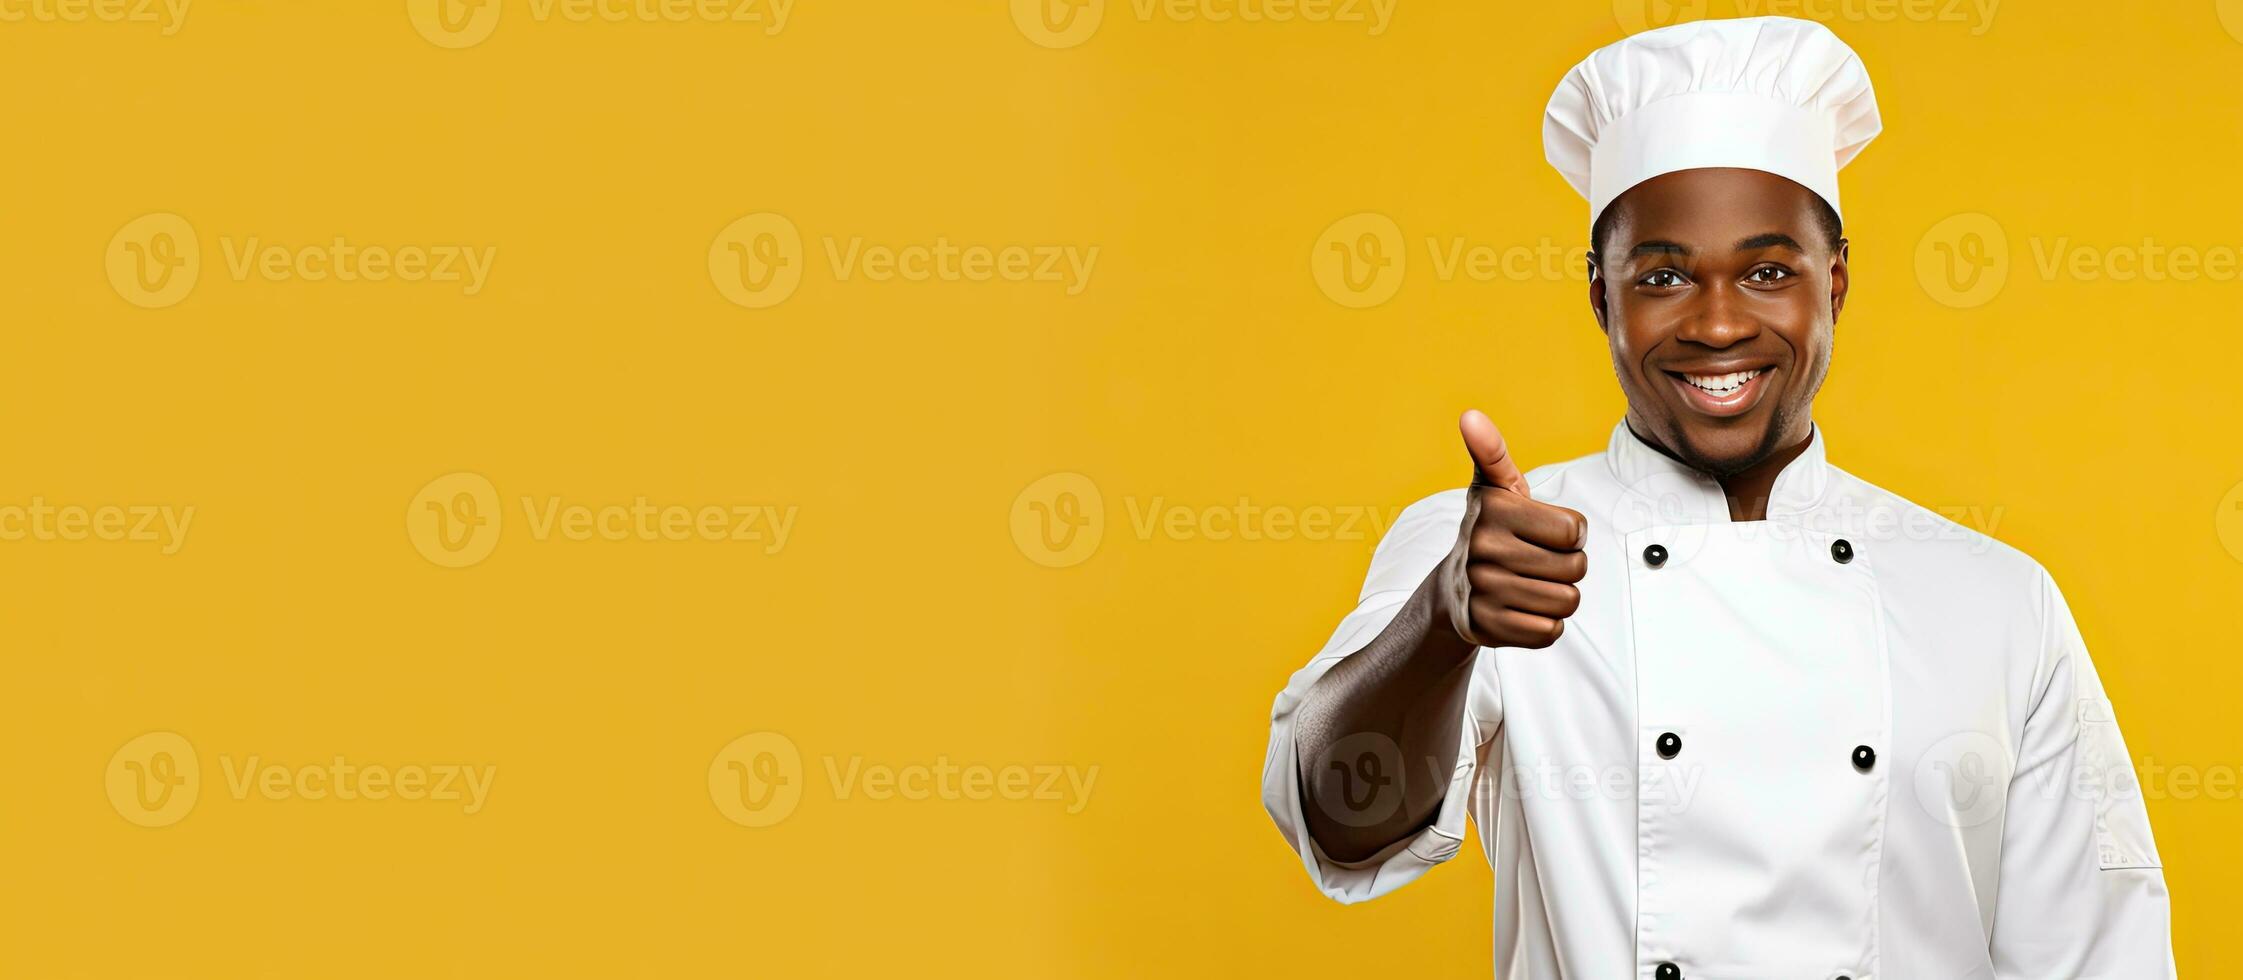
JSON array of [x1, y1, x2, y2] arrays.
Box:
[[1819, 464, 2058, 611]]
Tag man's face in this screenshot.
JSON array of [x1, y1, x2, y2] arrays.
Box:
[[1588, 167, 1849, 480]]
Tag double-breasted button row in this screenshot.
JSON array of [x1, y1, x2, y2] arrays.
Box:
[[1640, 539, 1858, 568], [1651, 734, 1877, 772]]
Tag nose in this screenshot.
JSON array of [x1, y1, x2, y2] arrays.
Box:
[[1672, 280, 1763, 349]]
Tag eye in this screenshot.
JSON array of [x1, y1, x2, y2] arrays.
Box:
[[1639, 269, 1687, 289], [1744, 265, 1794, 285]]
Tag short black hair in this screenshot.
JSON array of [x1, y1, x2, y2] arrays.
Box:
[[1590, 193, 1844, 266]]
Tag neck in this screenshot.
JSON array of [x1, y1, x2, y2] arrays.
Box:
[[1623, 419, 1817, 522], [1715, 428, 1815, 522]]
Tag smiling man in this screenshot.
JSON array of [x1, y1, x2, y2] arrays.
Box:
[[1259, 17, 2173, 979]]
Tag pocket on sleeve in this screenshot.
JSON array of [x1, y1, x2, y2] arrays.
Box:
[[2077, 697, 2161, 871]]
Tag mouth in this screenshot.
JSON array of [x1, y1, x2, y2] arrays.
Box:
[[1662, 366, 1773, 418]]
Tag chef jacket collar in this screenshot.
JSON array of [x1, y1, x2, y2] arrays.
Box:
[[1604, 420, 1831, 525]]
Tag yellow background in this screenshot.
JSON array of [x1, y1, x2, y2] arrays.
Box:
[[2, 0, 2238, 975]]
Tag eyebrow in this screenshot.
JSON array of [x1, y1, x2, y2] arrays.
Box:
[[1627, 233, 1805, 260], [1735, 232, 1805, 252]]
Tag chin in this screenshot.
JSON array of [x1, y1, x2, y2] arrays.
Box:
[[1669, 418, 1782, 481]]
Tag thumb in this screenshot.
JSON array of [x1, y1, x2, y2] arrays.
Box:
[[1459, 409, 1530, 497]]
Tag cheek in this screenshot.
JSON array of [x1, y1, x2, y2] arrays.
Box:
[[1772, 310, 1834, 388], [1602, 318, 1644, 381], [1607, 308, 1669, 378]]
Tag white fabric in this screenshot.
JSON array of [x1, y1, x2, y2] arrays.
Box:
[[1543, 16, 1882, 226], [1261, 422, 2174, 978]]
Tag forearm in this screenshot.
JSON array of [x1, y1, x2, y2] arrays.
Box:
[[1292, 571, 1480, 864]]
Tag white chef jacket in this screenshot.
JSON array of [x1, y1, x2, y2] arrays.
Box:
[[1261, 422, 2173, 979]]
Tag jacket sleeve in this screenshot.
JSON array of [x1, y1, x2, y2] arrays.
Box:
[[1258, 489, 1502, 904], [1988, 569, 2174, 977]]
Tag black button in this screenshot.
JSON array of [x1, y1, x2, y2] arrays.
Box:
[[1644, 544, 1668, 568], [1655, 963, 1681, 980], [1852, 745, 1876, 771], [1655, 732, 1681, 759], [1831, 538, 1854, 563]]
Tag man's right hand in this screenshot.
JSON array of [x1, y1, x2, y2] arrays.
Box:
[[1437, 410, 1589, 649]]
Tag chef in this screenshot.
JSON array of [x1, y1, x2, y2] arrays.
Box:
[[1260, 16, 2173, 979]]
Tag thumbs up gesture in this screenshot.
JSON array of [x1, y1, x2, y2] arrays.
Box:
[[1439, 410, 1589, 649]]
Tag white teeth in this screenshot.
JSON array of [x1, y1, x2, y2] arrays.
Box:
[[1682, 368, 1763, 393]]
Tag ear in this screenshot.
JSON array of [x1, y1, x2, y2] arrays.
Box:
[[1587, 251, 1611, 335], [1829, 238, 1851, 322]]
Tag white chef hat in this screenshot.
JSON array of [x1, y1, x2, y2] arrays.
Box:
[[1543, 16, 1882, 229]]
